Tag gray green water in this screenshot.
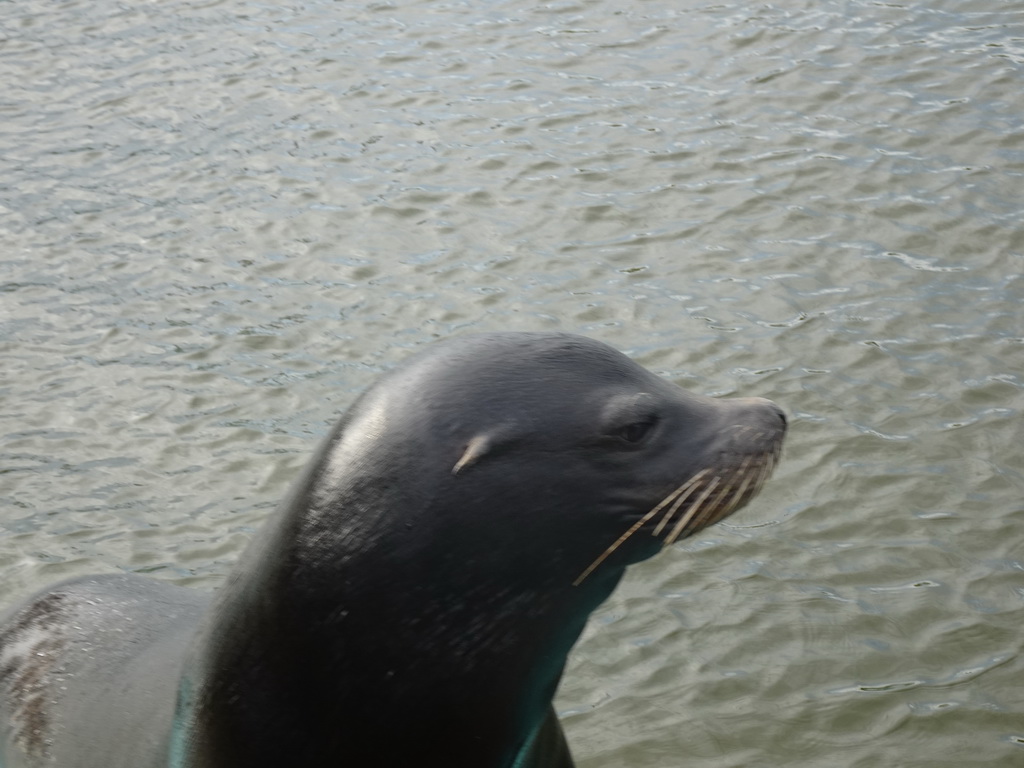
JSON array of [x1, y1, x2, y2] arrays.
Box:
[[2, 0, 1023, 765]]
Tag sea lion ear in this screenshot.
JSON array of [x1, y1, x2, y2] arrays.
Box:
[[452, 435, 491, 475]]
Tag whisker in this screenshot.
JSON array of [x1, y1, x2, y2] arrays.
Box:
[[696, 456, 752, 528], [691, 473, 740, 532], [665, 476, 721, 545], [573, 469, 708, 587], [652, 470, 707, 527], [652, 469, 710, 537], [729, 468, 755, 509], [728, 454, 755, 490], [758, 452, 776, 488], [651, 484, 700, 538], [571, 511, 655, 587], [704, 492, 740, 531], [704, 476, 736, 523]]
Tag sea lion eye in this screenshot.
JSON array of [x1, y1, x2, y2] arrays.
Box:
[[616, 419, 656, 444]]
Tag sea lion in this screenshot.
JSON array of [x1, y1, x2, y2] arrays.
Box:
[[0, 332, 786, 768]]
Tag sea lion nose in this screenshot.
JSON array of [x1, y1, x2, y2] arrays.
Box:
[[762, 400, 786, 429], [727, 397, 787, 433]]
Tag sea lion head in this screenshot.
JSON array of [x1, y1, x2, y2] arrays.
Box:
[[305, 332, 786, 591]]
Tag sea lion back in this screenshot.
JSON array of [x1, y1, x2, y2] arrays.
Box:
[[0, 574, 208, 768]]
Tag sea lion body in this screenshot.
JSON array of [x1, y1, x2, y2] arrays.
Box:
[[0, 333, 786, 767]]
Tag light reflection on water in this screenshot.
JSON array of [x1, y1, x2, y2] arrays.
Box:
[[1, 0, 1022, 765]]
